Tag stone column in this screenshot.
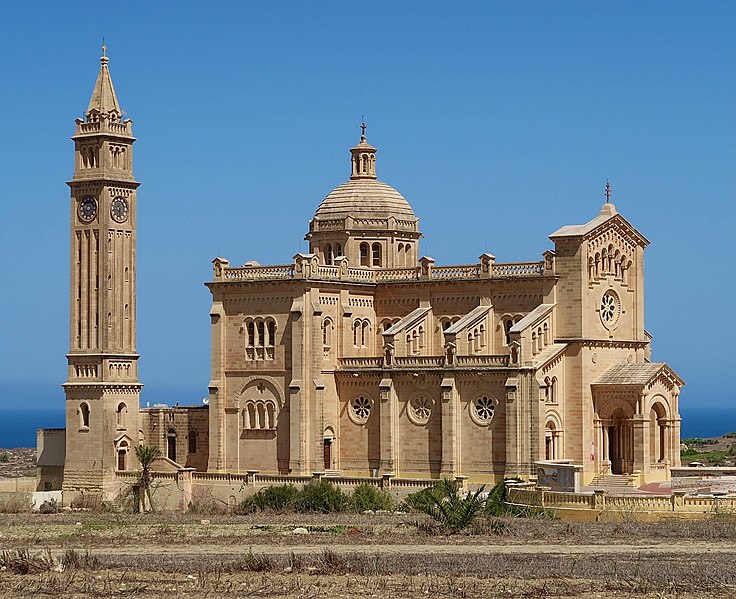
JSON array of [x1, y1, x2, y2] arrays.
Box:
[[632, 415, 649, 474], [379, 377, 399, 474], [440, 376, 459, 477]]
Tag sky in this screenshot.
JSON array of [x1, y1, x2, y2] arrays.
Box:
[[0, 2, 734, 427]]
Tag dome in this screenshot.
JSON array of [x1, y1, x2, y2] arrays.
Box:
[[313, 179, 416, 221]]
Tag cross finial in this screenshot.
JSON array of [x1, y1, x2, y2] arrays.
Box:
[[102, 38, 107, 57], [360, 118, 366, 142], [605, 180, 611, 203]]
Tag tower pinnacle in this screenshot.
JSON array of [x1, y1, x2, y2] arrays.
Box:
[[86, 47, 121, 122]]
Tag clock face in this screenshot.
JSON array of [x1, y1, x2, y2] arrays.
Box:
[[78, 197, 97, 223], [111, 197, 129, 223]]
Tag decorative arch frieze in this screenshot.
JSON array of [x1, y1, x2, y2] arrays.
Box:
[[236, 376, 285, 408]]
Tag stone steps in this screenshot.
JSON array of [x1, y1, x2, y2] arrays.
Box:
[[589, 474, 635, 489]]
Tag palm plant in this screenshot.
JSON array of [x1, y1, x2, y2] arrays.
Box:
[[408, 479, 487, 533], [134, 445, 159, 513]]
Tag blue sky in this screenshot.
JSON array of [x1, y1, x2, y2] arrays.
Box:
[[0, 2, 734, 421]]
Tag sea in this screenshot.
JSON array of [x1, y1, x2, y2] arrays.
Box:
[[1, 404, 734, 449]]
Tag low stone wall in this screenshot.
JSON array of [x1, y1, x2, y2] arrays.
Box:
[[672, 467, 736, 495], [0, 477, 36, 492], [110, 470, 440, 512], [507, 486, 736, 519]]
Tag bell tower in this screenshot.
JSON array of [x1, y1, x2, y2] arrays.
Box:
[[62, 48, 142, 498]]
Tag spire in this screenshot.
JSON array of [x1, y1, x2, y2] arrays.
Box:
[[350, 121, 377, 180], [85, 45, 121, 122]]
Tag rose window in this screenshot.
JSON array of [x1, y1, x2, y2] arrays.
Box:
[[599, 290, 620, 328], [350, 395, 372, 424], [408, 395, 434, 425], [472, 395, 496, 426]]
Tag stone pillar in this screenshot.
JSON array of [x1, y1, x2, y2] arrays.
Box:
[[632, 415, 649, 474], [379, 377, 399, 474], [440, 377, 459, 477]]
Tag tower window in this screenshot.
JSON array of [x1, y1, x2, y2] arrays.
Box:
[[359, 243, 369, 266], [188, 430, 197, 454], [80, 402, 90, 428], [326, 244, 333, 265], [372, 243, 381, 267]]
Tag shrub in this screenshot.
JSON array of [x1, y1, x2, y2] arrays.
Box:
[[0, 453, 9, 463], [38, 499, 60, 514], [234, 495, 257, 515], [406, 479, 486, 533], [484, 481, 508, 516], [253, 484, 300, 512], [296, 480, 351, 513], [351, 484, 396, 512]]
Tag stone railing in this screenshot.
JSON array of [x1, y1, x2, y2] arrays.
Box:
[[214, 255, 546, 284], [75, 119, 132, 137], [393, 355, 445, 368], [337, 354, 510, 370], [224, 265, 294, 281], [493, 262, 545, 277], [506, 486, 736, 515], [454, 355, 510, 367]]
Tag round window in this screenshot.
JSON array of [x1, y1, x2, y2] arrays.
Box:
[[407, 395, 434, 426], [349, 395, 372, 425], [470, 395, 497, 426], [600, 290, 621, 329]]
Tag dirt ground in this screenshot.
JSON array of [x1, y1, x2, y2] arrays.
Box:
[[1, 511, 734, 598]]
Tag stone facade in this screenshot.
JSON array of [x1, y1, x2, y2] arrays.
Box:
[[57, 52, 684, 500]]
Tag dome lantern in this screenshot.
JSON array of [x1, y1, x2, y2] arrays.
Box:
[[349, 122, 377, 180]]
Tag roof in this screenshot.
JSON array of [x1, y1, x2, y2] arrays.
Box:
[[549, 202, 649, 247], [313, 179, 417, 221], [384, 307, 429, 336], [445, 305, 491, 335], [86, 54, 121, 118], [509, 304, 555, 334], [593, 363, 685, 387]]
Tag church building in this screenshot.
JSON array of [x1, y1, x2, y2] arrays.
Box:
[[49, 52, 684, 500]]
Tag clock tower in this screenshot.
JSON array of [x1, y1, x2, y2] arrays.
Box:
[[62, 48, 142, 498]]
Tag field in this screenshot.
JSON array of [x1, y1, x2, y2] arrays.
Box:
[[1, 511, 735, 598]]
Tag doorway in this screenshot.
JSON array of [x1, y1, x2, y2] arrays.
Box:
[[323, 438, 332, 470], [167, 429, 177, 463]]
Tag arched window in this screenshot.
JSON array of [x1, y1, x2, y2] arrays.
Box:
[[550, 377, 558, 403], [418, 325, 425, 348], [188, 430, 197, 454], [116, 403, 126, 427], [257, 321, 265, 347], [266, 403, 275, 429], [372, 243, 381, 267], [246, 321, 255, 347], [397, 243, 404, 266], [322, 318, 333, 346], [353, 320, 360, 346], [117, 441, 127, 471], [360, 243, 369, 266], [267, 320, 276, 347], [326, 244, 333, 265], [543, 323, 549, 347], [594, 253, 600, 278], [257, 403, 266, 429], [336, 243, 342, 257], [504, 319, 513, 345], [361, 320, 369, 347], [544, 377, 551, 402], [406, 333, 412, 354], [80, 403, 90, 428], [246, 404, 256, 429], [480, 324, 486, 348], [531, 332, 537, 355], [405, 244, 412, 266]]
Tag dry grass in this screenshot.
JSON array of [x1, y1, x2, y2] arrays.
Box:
[[0, 512, 734, 597]]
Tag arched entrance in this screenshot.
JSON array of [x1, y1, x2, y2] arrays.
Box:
[[650, 400, 668, 465], [608, 408, 633, 474]]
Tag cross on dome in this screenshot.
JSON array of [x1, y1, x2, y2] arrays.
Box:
[[350, 121, 377, 180], [605, 180, 611, 203]]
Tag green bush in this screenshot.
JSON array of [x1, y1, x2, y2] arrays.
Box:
[[484, 481, 508, 516], [253, 484, 300, 512], [234, 495, 257, 515], [406, 479, 487, 533], [0, 454, 9, 463], [296, 480, 351, 513], [351, 483, 396, 512]]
